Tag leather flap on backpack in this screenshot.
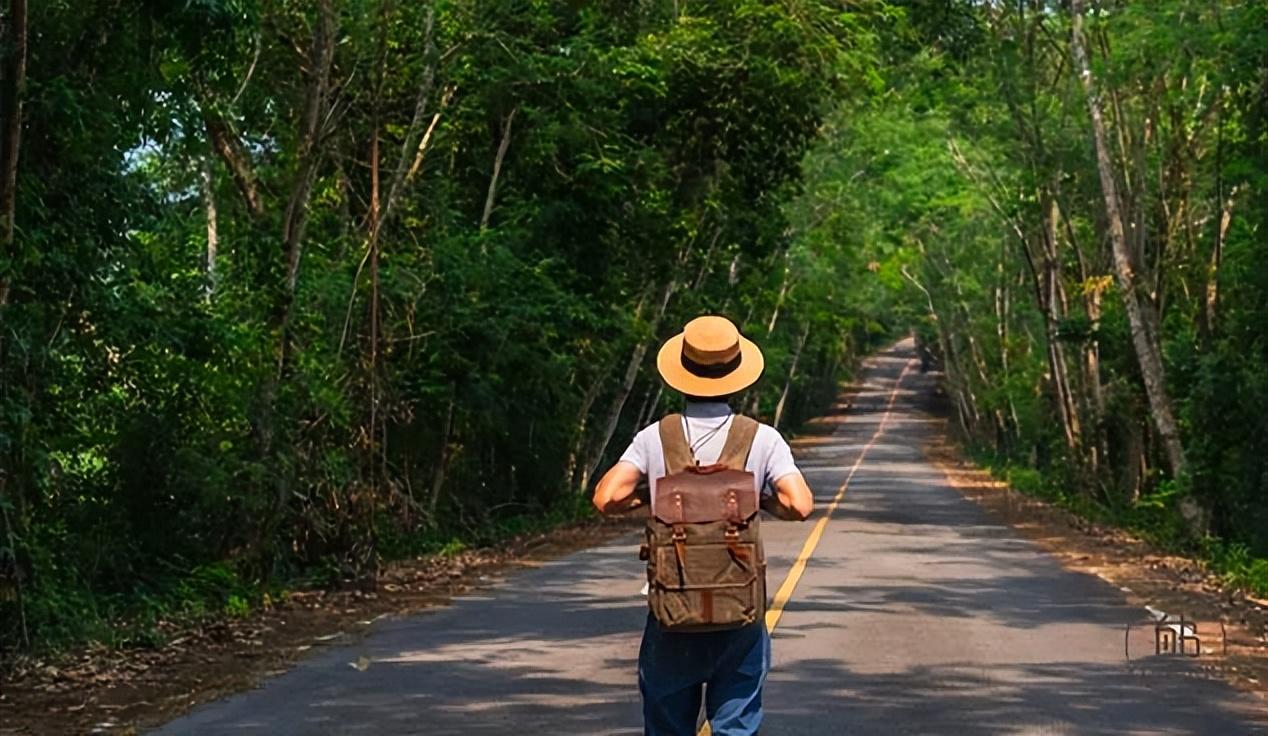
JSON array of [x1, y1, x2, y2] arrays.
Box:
[[653, 468, 758, 524]]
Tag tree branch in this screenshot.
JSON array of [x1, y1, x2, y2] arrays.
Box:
[[406, 86, 454, 183], [203, 112, 265, 218], [380, 5, 437, 225]]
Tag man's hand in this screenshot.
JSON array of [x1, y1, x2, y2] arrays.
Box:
[[762, 472, 814, 521], [593, 461, 643, 515]]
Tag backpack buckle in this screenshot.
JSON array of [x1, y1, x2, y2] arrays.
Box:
[[724, 526, 749, 566], [670, 525, 688, 573]]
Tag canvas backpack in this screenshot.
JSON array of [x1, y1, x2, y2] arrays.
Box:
[[640, 413, 766, 632]]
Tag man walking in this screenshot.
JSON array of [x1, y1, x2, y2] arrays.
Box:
[[593, 315, 815, 735]]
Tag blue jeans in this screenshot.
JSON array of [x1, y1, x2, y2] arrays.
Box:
[[638, 614, 771, 735]]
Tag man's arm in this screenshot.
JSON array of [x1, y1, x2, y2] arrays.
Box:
[[761, 472, 814, 521], [593, 461, 644, 515]]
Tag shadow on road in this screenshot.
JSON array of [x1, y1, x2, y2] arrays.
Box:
[[766, 656, 1264, 736], [151, 341, 1268, 735]]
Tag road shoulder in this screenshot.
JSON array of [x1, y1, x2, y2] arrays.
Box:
[[926, 429, 1268, 705], [0, 517, 637, 735]]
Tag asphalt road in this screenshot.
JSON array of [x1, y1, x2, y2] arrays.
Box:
[[153, 341, 1266, 735]]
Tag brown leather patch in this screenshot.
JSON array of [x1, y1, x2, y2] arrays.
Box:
[[701, 589, 714, 624], [654, 469, 757, 524]]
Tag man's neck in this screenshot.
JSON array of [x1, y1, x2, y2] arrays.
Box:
[[683, 401, 732, 419]]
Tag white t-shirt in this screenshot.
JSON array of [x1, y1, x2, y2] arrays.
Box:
[[618, 402, 801, 514]]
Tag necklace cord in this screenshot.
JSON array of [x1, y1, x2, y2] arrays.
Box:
[[684, 414, 734, 465]]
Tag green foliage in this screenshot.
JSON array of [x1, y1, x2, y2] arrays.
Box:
[[0, 0, 890, 655], [1205, 540, 1268, 597], [795, 1, 1268, 598], [4, 0, 1264, 660]]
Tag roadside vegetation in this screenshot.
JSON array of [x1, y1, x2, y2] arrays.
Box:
[[795, 2, 1268, 593], [0, 0, 897, 656], [1, 0, 1266, 661]]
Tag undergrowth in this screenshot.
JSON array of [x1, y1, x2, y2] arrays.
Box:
[[4, 494, 599, 662]]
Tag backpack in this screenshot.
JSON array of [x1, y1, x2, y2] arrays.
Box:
[[640, 413, 766, 632]]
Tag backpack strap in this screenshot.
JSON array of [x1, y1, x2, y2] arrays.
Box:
[[659, 414, 695, 474], [717, 415, 758, 471], [660, 413, 759, 473]]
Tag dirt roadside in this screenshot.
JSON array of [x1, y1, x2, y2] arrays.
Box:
[[0, 516, 639, 736], [925, 428, 1268, 702]]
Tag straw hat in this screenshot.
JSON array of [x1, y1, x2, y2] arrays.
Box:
[[656, 315, 764, 397]]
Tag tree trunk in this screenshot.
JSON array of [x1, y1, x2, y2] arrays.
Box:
[[1071, 1, 1186, 483], [406, 89, 453, 183], [201, 155, 219, 298], [773, 322, 810, 429], [582, 279, 675, 489], [564, 369, 606, 490], [1083, 283, 1105, 474], [0, 0, 27, 308], [480, 107, 517, 231], [0, 0, 30, 609], [966, 322, 1007, 445], [428, 394, 456, 523], [1041, 196, 1081, 455], [765, 253, 791, 335], [1060, 195, 1106, 474], [638, 384, 664, 430], [366, 119, 383, 497], [943, 330, 979, 439], [1204, 188, 1236, 340], [743, 254, 792, 417], [281, 0, 336, 298], [383, 7, 437, 216], [903, 264, 976, 438], [946, 245, 1006, 443], [1202, 114, 1237, 346], [337, 10, 442, 357], [691, 226, 723, 290], [253, 0, 338, 568], [631, 381, 656, 434], [0, 485, 26, 647], [995, 244, 1019, 450], [946, 139, 1082, 458]]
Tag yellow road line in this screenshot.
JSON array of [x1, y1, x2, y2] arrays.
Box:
[[698, 360, 914, 736], [763, 360, 913, 631]]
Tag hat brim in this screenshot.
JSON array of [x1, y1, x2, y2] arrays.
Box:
[[656, 332, 765, 398]]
